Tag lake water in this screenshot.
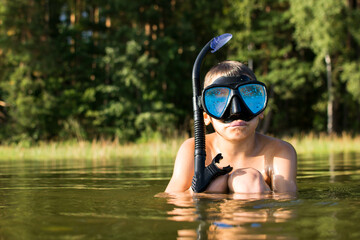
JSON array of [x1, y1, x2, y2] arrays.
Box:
[[1, 152, 360, 239]]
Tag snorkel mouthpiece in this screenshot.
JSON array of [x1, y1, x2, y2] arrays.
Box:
[[191, 33, 233, 193]]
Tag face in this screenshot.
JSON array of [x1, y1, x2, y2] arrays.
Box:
[[203, 74, 265, 141]]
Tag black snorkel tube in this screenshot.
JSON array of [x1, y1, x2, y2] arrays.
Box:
[[191, 33, 233, 193]]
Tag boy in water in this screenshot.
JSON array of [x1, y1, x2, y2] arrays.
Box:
[[165, 61, 297, 194]]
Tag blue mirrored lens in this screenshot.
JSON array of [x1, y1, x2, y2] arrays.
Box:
[[238, 84, 266, 114], [204, 87, 231, 118]]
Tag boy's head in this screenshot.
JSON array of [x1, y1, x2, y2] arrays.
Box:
[[202, 61, 267, 123], [204, 61, 257, 88]]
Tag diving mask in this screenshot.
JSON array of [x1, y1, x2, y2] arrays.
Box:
[[201, 75, 268, 122]]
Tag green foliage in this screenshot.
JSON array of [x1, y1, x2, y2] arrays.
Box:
[[341, 62, 360, 103], [290, 0, 347, 60], [220, 0, 324, 133], [0, 0, 360, 143]]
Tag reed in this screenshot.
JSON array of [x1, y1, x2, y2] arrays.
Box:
[[0, 133, 359, 161], [284, 132, 360, 156], [0, 138, 184, 162]]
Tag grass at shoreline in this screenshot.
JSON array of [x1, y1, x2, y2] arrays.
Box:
[[0, 138, 184, 162], [0, 133, 360, 161], [284, 133, 360, 157]]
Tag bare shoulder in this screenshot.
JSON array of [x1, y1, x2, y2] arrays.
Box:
[[179, 137, 195, 152], [257, 133, 297, 159], [178, 134, 216, 161], [257, 134, 297, 192], [175, 137, 195, 166], [165, 137, 195, 193]]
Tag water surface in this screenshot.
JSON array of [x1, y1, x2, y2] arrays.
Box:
[[1, 152, 360, 239]]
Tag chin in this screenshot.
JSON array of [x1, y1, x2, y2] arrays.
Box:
[[224, 129, 254, 141]]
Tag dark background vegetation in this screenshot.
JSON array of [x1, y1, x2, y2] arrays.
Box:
[[0, 0, 359, 143]]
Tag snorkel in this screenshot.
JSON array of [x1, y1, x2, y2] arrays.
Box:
[[191, 33, 233, 193]]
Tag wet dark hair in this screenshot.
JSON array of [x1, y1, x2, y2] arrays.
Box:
[[204, 61, 257, 88]]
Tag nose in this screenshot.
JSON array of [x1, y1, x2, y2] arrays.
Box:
[[230, 96, 241, 115]]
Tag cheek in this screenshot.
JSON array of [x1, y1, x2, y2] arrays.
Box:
[[210, 119, 224, 132], [250, 116, 259, 124], [248, 117, 260, 129]]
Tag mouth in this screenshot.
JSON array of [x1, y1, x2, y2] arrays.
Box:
[[222, 115, 248, 126], [228, 120, 248, 127]]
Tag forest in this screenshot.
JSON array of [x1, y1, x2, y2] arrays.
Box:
[[0, 0, 359, 143]]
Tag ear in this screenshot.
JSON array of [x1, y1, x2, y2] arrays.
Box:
[[259, 113, 264, 119], [203, 112, 212, 125]]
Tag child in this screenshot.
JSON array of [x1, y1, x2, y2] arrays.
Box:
[[165, 60, 297, 194]]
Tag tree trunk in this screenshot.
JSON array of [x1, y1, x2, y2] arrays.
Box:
[[325, 53, 333, 134], [247, 43, 254, 70]]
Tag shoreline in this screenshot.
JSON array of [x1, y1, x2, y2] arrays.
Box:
[[0, 133, 359, 161]]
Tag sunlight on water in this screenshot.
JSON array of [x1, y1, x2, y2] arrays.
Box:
[[0, 153, 360, 239]]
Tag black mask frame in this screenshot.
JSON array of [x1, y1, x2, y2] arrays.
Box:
[[201, 76, 268, 122]]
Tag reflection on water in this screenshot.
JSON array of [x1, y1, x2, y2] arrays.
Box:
[[0, 152, 360, 239], [161, 192, 298, 239], [161, 152, 360, 240]]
